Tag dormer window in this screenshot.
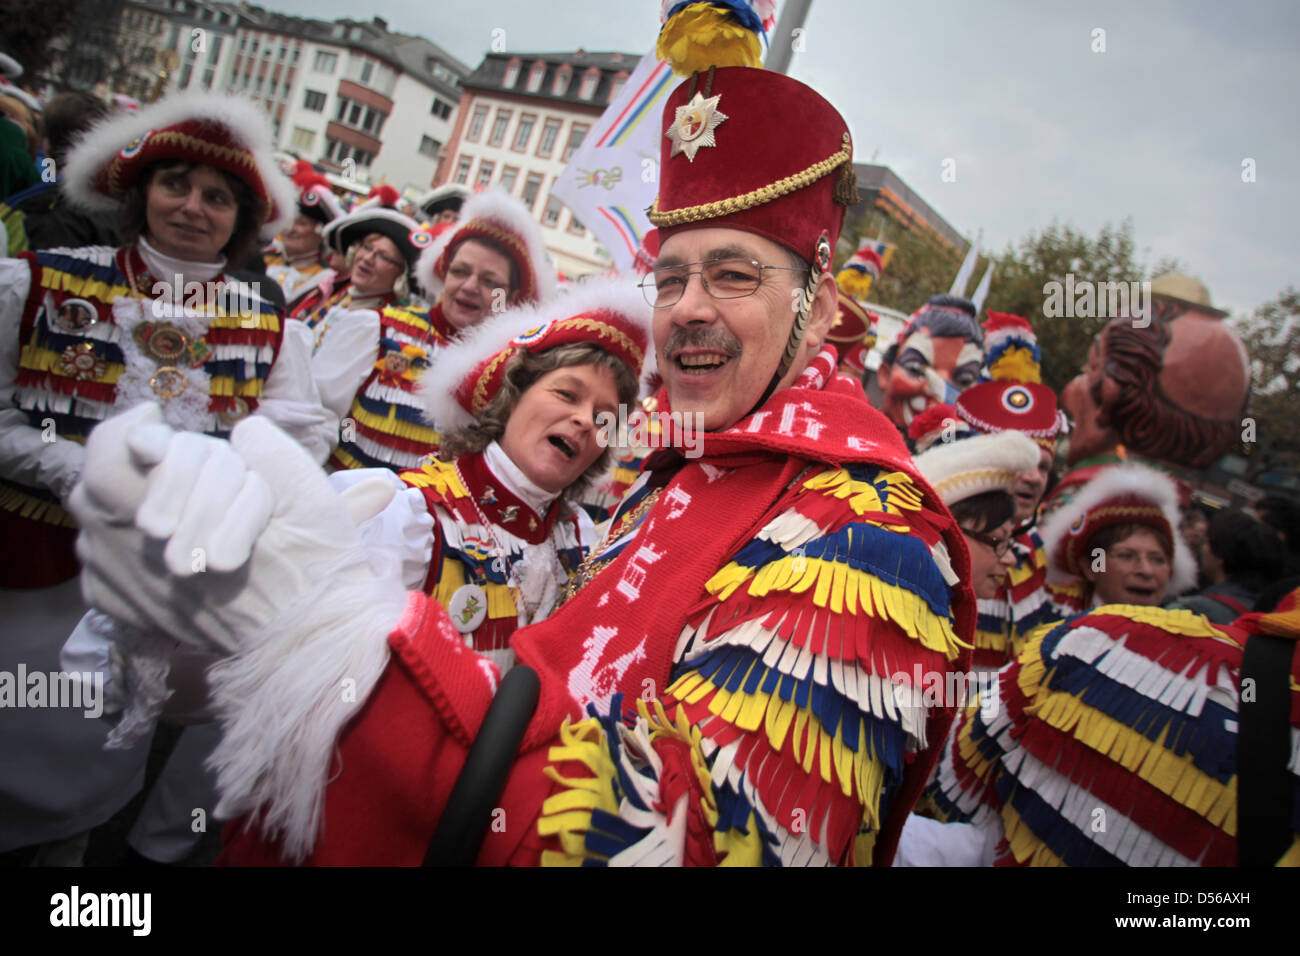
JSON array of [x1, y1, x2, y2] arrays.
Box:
[[552, 63, 572, 96], [608, 70, 629, 102], [578, 67, 599, 100], [526, 60, 546, 93], [502, 57, 521, 88]]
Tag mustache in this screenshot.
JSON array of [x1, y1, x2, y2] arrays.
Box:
[[663, 325, 742, 359]]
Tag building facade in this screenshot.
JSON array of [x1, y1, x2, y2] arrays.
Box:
[[436, 50, 638, 277]]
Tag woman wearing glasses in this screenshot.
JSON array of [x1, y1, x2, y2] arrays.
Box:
[[304, 188, 553, 472], [1039, 463, 1197, 613], [911, 429, 1041, 607]]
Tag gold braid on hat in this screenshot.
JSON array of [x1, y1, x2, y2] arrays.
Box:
[[649, 134, 855, 227]]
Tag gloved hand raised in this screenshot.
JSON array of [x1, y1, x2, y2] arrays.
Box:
[[68, 402, 398, 655]]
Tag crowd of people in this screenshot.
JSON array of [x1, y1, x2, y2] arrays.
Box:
[[2, 7, 1297, 869]]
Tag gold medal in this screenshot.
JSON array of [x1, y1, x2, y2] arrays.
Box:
[[218, 396, 250, 427], [150, 366, 187, 399]]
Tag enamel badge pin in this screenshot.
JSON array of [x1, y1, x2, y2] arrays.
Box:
[[667, 92, 728, 162]]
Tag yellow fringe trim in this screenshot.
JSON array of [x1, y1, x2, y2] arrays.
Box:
[[1001, 802, 1067, 866], [347, 400, 441, 444], [19, 343, 125, 384], [1016, 643, 1236, 832], [706, 541, 965, 658], [400, 458, 467, 498], [1277, 834, 1300, 867], [0, 483, 78, 528], [802, 467, 923, 517]]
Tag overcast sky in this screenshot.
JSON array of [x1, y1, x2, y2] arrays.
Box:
[[266, 0, 1299, 315]]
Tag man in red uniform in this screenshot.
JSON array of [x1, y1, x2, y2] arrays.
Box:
[[69, 66, 976, 866]]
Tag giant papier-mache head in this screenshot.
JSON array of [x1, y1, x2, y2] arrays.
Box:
[[1060, 273, 1250, 471], [875, 294, 985, 432]]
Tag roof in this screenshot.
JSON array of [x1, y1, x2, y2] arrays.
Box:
[[463, 50, 642, 108]]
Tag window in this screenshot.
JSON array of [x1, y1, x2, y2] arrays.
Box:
[[567, 214, 586, 236], [526, 60, 546, 93], [476, 160, 495, 188], [419, 135, 442, 158], [362, 107, 380, 134], [254, 76, 263, 94], [608, 70, 628, 102], [521, 172, 544, 211], [499, 166, 518, 193], [502, 57, 520, 88], [467, 106, 488, 141], [542, 195, 563, 227], [291, 126, 316, 151], [202, 67, 214, 90], [552, 65, 571, 96], [325, 137, 339, 161], [210, 36, 223, 64], [562, 123, 588, 162], [454, 155, 472, 184], [335, 97, 349, 121], [537, 118, 561, 157], [278, 46, 286, 61], [180, 63, 193, 88], [303, 89, 326, 112], [313, 50, 337, 73], [348, 102, 362, 126], [360, 59, 373, 84], [578, 68, 599, 100], [512, 114, 535, 152], [489, 109, 512, 147], [430, 97, 451, 120], [292, 47, 300, 65]]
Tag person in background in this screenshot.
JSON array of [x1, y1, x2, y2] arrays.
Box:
[[1169, 509, 1286, 623], [265, 161, 342, 302], [415, 182, 469, 225]]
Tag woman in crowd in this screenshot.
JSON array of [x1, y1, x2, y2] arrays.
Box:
[[195, 279, 649, 862], [311, 187, 553, 473], [1038, 463, 1198, 614], [264, 162, 342, 302], [0, 89, 333, 863]]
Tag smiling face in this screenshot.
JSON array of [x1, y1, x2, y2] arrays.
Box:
[[876, 328, 983, 430], [499, 363, 620, 494], [1084, 527, 1173, 606], [442, 239, 516, 330], [962, 518, 1018, 599], [144, 163, 239, 263], [282, 213, 324, 259], [349, 233, 405, 296], [652, 227, 835, 432], [1010, 445, 1054, 525]]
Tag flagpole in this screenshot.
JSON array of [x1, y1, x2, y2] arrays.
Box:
[[766, 0, 814, 75]]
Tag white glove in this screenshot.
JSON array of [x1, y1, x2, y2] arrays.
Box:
[[67, 402, 398, 655]]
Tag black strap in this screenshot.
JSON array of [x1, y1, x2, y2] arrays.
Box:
[[1236, 632, 1296, 866], [423, 664, 540, 867]]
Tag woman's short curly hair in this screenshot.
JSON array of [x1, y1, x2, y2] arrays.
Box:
[[438, 342, 640, 500]]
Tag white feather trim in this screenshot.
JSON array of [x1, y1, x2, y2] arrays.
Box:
[[414, 187, 555, 303], [1038, 463, 1196, 594], [417, 275, 651, 432], [62, 89, 296, 237], [912, 431, 1041, 506]]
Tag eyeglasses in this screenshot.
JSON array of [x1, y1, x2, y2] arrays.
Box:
[[637, 257, 807, 308], [964, 527, 1013, 557], [359, 242, 404, 270]]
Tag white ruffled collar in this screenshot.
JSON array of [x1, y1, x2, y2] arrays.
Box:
[[483, 440, 558, 519], [138, 235, 226, 284]]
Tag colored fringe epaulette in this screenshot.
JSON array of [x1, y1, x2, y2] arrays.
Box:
[[331, 303, 448, 471], [925, 605, 1298, 866], [535, 460, 965, 866]]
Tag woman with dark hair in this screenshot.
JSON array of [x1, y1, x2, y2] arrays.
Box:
[[911, 429, 1042, 667], [0, 90, 336, 862]]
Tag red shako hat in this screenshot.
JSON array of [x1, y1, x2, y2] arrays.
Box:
[[648, 65, 858, 263], [827, 291, 877, 376]]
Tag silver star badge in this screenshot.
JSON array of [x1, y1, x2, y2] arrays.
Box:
[[666, 92, 728, 162]]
